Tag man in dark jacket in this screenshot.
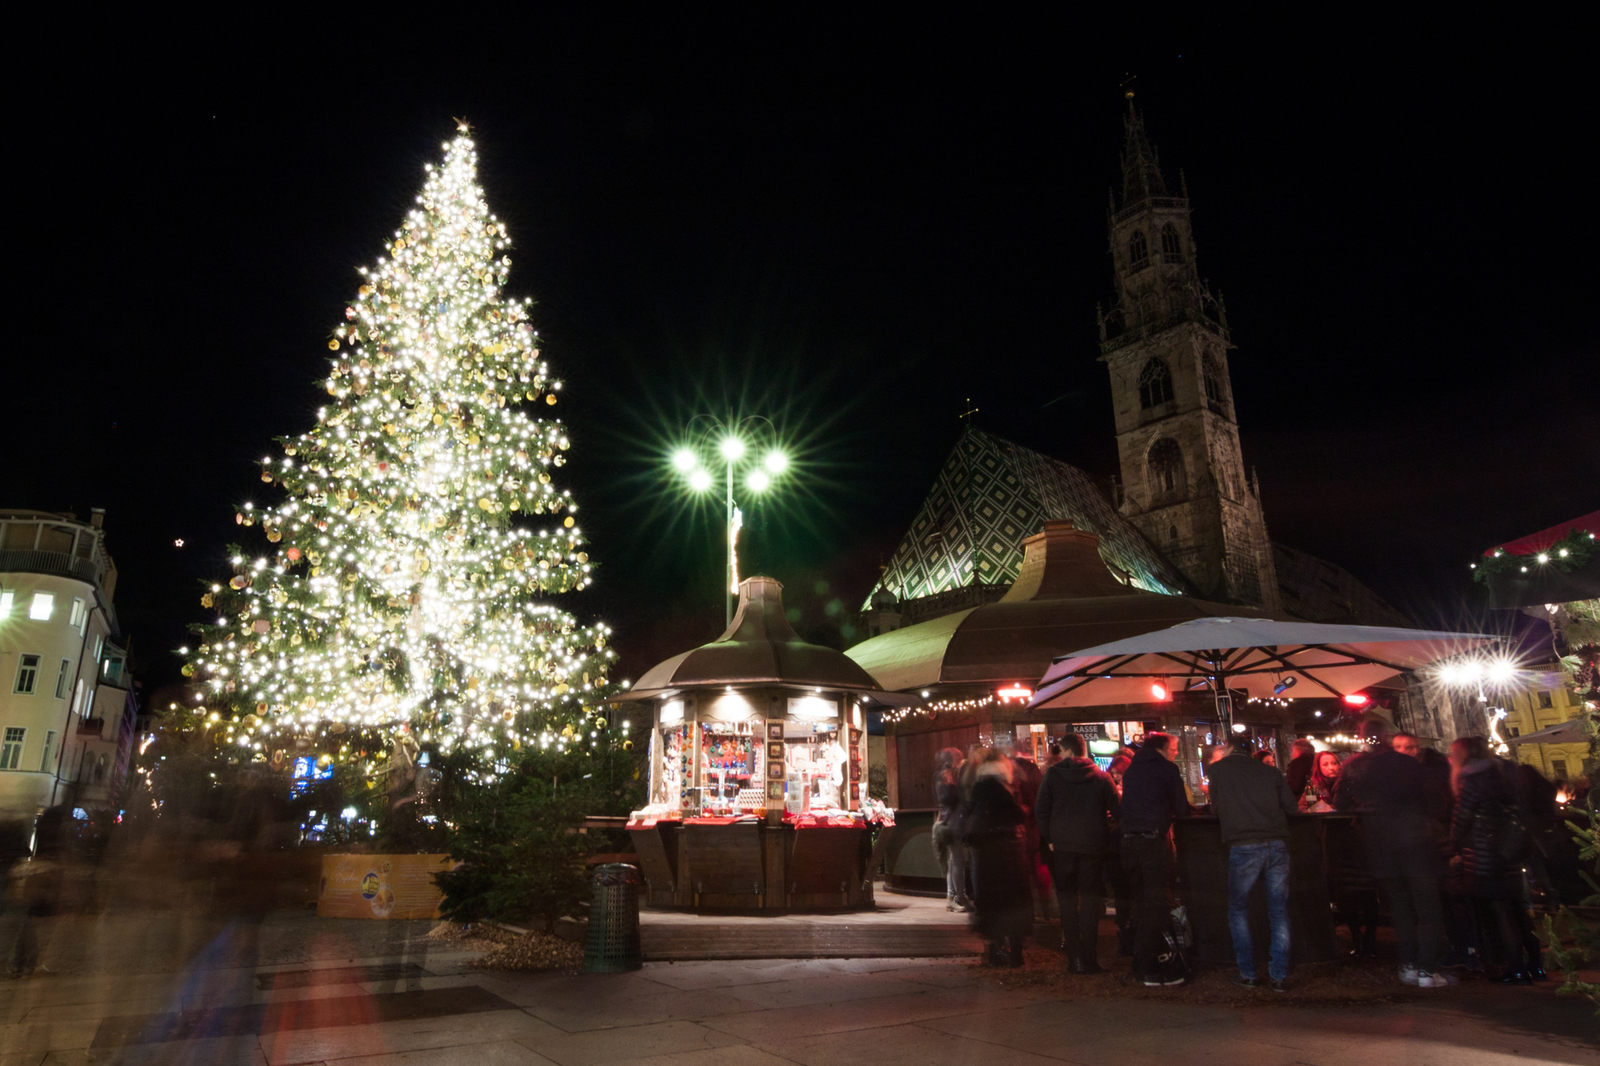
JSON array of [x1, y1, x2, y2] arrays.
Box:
[[1207, 737, 1296, 991], [1119, 732, 1191, 986], [1035, 734, 1120, 973], [1335, 728, 1450, 987]]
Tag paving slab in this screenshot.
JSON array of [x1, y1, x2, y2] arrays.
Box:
[[511, 1018, 748, 1066], [42, 1034, 268, 1065], [260, 1009, 556, 1066], [306, 1039, 559, 1066], [773, 1020, 1074, 1066], [91, 986, 518, 1049], [699, 986, 1042, 1043]]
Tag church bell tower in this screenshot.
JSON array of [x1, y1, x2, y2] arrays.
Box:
[[1098, 102, 1280, 611]]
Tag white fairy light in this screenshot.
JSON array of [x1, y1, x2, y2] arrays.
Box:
[[180, 129, 616, 752]]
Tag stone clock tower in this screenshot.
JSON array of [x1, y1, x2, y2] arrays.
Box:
[[1098, 103, 1280, 611]]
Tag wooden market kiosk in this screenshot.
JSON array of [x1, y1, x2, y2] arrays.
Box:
[[620, 576, 906, 911]]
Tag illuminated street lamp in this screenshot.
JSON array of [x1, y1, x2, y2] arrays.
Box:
[[669, 417, 791, 625], [1432, 651, 1525, 754]]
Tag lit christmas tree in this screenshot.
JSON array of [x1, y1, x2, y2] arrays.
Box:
[[183, 126, 615, 763]]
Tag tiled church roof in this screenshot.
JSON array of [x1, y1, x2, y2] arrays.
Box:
[[865, 427, 1192, 608]]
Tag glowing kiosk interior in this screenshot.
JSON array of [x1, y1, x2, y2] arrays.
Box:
[[621, 576, 903, 910]]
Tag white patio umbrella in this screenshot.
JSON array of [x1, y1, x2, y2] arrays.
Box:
[[1027, 616, 1494, 724]]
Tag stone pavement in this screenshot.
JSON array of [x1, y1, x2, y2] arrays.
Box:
[[0, 911, 1593, 1065]]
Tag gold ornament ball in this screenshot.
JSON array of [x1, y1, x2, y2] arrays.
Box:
[[328, 339, 340, 350]]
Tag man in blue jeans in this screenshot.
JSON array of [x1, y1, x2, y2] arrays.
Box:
[[1205, 736, 1297, 991]]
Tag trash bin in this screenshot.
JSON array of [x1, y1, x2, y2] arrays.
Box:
[[582, 863, 642, 973]]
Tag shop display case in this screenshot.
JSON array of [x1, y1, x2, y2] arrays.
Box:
[[617, 576, 903, 911]]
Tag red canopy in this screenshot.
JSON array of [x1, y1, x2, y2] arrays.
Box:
[[1487, 511, 1600, 557]]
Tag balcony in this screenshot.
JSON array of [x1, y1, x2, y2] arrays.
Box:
[[1099, 307, 1229, 355], [0, 549, 106, 587], [1113, 196, 1188, 226]]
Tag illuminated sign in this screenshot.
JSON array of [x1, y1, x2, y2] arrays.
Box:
[[787, 696, 838, 720]]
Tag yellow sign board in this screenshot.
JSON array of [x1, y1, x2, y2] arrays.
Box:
[[316, 853, 456, 919]]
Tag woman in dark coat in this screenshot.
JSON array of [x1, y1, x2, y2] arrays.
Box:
[[932, 748, 972, 912], [961, 748, 1032, 966], [1450, 736, 1538, 982]]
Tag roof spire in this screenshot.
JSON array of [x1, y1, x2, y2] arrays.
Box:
[[1118, 79, 1168, 208]]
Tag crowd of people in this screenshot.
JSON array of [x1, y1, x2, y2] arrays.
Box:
[[930, 721, 1574, 990]]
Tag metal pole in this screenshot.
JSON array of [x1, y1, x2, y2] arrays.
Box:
[[725, 457, 735, 627]]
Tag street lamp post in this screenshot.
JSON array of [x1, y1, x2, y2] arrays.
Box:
[[670, 418, 790, 626]]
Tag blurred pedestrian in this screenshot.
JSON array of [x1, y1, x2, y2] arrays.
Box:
[[1450, 736, 1537, 984], [1253, 750, 1277, 768], [1035, 733, 1120, 974], [1104, 745, 1137, 958], [1119, 731, 1191, 986], [1284, 738, 1316, 797], [9, 806, 67, 978], [962, 748, 1032, 967], [1206, 737, 1295, 991], [1010, 744, 1050, 919], [1337, 725, 1450, 987], [933, 748, 972, 912]]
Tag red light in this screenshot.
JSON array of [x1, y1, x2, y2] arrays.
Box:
[[996, 684, 1033, 702], [1150, 683, 1170, 701], [1342, 693, 1370, 707]]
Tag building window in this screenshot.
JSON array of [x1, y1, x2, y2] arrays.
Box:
[[39, 730, 57, 774], [1128, 230, 1149, 270], [1138, 357, 1174, 409], [29, 593, 54, 621], [1537, 690, 1553, 709], [1147, 438, 1187, 501], [13, 655, 40, 695], [1552, 759, 1568, 780], [54, 659, 71, 699], [69, 598, 86, 630], [1203, 354, 1226, 410], [93, 635, 104, 664], [0, 591, 12, 618], [103, 657, 124, 685], [0, 728, 24, 770], [1161, 223, 1182, 263]]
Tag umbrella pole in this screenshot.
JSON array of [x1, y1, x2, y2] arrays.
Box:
[[1210, 672, 1234, 736]]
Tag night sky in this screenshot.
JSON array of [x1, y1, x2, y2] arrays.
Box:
[[7, 12, 1595, 691]]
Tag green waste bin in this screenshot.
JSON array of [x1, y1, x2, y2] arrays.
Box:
[[582, 863, 642, 973]]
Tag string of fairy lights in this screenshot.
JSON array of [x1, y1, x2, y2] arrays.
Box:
[[181, 127, 616, 763], [879, 694, 999, 725]]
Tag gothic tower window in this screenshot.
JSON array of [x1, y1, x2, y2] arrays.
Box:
[[1128, 230, 1149, 270], [1138, 357, 1173, 409], [1203, 354, 1226, 413], [1147, 438, 1186, 502], [1161, 223, 1182, 263]]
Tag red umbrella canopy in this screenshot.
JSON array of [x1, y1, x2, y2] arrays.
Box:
[[1028, 616, 1493, 710]]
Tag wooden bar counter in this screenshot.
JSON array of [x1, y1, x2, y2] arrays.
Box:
[[628, 816, 882, 911]]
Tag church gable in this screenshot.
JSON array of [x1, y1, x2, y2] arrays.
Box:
[[868, 428, 1191, 608]]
